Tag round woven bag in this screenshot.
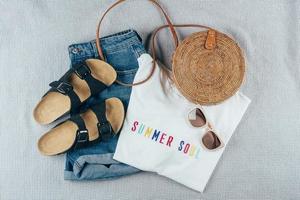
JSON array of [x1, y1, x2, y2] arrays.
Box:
[[172, 30, 245, 105]]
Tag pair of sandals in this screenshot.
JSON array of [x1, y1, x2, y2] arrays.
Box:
[[33, 59, 124, 156]]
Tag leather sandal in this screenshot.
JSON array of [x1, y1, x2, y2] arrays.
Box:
[[33, 59, 117, 124], [37, 97, 124, 156]]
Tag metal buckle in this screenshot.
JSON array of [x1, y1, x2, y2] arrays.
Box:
[[74, 64, 91, 79], [76, 129, 89, 143], [56, 82, 73, 94]]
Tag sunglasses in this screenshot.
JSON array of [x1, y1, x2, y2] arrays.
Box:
[[188, 107, 224, 151]]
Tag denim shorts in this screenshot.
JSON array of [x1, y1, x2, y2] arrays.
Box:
[[64, 30, 146, 180]]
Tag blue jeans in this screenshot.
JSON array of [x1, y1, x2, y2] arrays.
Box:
[[64, 30, 146, 180]]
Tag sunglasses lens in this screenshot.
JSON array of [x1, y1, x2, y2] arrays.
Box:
[[188, 108, 206, 127], [202, 131, 221, 150]]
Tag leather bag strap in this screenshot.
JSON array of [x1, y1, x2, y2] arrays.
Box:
[[95, 0, 178, 86], [151, 24, 216, 72]]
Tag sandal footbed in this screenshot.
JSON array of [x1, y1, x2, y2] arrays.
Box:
[[38, 97, 124, 156], [33, 59, 117, 125]]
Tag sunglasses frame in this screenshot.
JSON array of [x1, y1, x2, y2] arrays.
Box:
[[187, 106, 225, 151]]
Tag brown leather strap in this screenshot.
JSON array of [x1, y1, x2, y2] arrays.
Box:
[[96, 0, 178, 60], [151, 24, 216, 72], [96, 0, 179, 86]]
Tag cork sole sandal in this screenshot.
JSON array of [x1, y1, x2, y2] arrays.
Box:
[[33, 59, 117, 125], [38, 97, 124, 156]]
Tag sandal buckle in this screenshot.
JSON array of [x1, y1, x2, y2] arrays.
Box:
[[74, 64, 91, 79], [50, 81, 73, 94], [76, 129, 89, 143], [57, 82, 73, 94]]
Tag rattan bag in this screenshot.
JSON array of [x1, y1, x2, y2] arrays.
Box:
[[172, 29, 245, 105]]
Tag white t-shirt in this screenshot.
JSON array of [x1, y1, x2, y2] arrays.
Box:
[[114, 53, 251, 192]]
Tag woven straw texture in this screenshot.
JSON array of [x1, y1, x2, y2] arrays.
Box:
[[172, 31, 245, 105]]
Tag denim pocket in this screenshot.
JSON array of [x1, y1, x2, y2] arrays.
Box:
[[104, 37, 147, 72], [104, 46, 138, 72], [131, 43, 147, 58]]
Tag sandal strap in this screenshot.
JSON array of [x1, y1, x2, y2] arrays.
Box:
[[73, 63, 107, 96], [90, 102, 114, 141], [49, 80, 81, 115], [45, 62, 107, 116], [69, 115, 89, 149]]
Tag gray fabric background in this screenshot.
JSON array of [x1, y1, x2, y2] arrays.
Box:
[[0, 0, 299, 199]]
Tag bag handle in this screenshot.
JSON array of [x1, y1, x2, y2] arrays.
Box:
[[150, 24, 216, 73], [95, 0, 179, 86]]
